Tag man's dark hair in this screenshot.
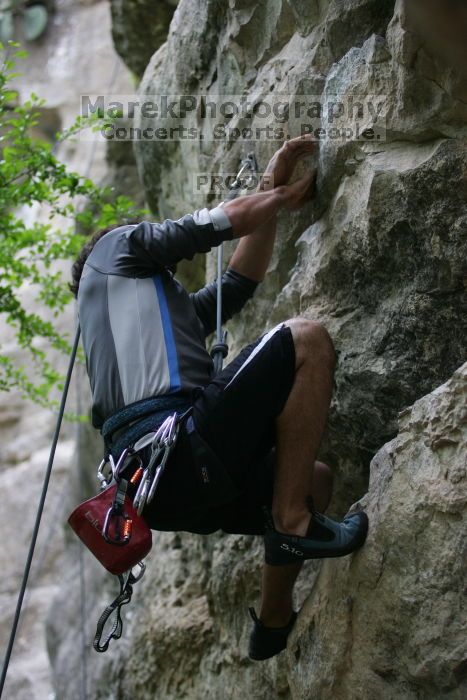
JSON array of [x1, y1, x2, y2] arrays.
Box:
[[70, 221, 177, 298], [69, 226, 117, 298]]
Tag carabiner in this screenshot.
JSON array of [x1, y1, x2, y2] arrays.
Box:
[[103, 507, 132, 546], [97, 456, 115, 490]]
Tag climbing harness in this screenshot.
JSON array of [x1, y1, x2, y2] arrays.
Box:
[[79, 404, 241, 652], [68, 411, 181, 575], [211, 151, 258, 374], [68, 409, 189, 651]]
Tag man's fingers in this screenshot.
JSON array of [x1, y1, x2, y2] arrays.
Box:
[[259, 136, 317, 194], [281, 137, 316, 158], [284, 134, 316, 150], [283, 170, 317, 209]]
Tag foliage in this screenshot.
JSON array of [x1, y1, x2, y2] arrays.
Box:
[[0, 43, 143, 408]]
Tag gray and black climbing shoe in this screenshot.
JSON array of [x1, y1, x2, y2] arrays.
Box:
[[248, 607, 298, 661], [263, 504, 368, 566]]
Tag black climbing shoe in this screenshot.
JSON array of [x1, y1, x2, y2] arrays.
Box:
[[248, 607, 298, 661], [263, 505, 369, 566]]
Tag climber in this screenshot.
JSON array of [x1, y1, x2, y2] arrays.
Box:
[[71, 134, 368, 662]]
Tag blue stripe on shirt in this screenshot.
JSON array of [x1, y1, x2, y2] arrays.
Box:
[[153, 274, 181, 392]]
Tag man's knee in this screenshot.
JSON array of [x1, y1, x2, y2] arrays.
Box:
[[285, 317, 336, 369]]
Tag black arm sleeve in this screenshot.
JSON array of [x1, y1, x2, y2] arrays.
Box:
[[190, 267, 259, 337], [126, 207, 233, 268]]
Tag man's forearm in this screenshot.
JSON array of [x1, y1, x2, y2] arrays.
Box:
[[222, 186, 288, 238], [228, 216, 276, 282], [224, 187, 282, 282], [221, 162, 313, 282]]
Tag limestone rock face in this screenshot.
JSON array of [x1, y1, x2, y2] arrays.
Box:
[[44, 0, 467, 698], [287, 363, 467, 699]]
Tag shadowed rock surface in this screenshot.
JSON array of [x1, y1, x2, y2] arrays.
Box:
[[110, 0, 179, 78]]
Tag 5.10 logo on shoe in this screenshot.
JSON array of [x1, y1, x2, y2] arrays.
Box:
[[280, 543, 304, 557]]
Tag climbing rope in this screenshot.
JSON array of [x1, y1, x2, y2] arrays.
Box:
[[0, 325, 81, 699]]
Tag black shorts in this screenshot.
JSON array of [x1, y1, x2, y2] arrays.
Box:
[[143, 323, 296, 536]]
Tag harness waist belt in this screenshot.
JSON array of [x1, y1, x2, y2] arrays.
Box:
[[102, 395, 192, 457]]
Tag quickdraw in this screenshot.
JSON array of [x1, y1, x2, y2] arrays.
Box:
[[133, 413, 180, 515], [93, 562, 146, 653]]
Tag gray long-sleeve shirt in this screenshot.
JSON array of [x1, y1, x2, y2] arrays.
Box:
[[77, 206, 258, 428]]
